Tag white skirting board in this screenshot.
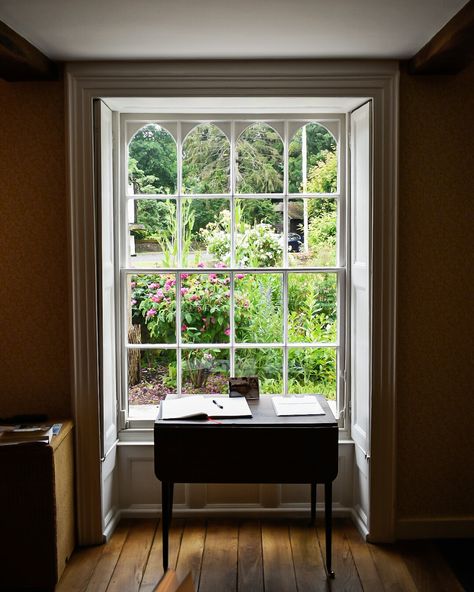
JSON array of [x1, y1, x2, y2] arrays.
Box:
[[396, 517, 474, 539]]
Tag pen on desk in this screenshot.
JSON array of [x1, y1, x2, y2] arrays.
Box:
[[212, 399, 224, 409]]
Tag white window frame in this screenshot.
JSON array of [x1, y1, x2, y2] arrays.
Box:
[[66, 60, 398, 546], [119, 113, 346, 426]]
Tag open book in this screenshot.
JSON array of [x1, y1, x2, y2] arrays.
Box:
[[160, 395, 252, 420]]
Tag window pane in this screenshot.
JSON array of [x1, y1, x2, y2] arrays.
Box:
[[129, 274, 177, 344], [181, 273, 231, 343], [128, 124, 177, 195], [235, 198, 283, 267], [182, 124, 230, 194], [234, 273, 283, 343], [236, 123, 284, 194], [181, 348, 230, 395], [288, 123, 337, 194], [235, 348, 283, 394], [288, 273, 337, 343], [288, 347, 336, 399], [128, 349, 177, 405], [288, 199, 337, 267], [129, 198, 177, 268], [184, 198, 230, 268]]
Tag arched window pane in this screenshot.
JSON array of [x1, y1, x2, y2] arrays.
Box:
[[182, 124, 230, 194], [128, 124, 177, 194], [288, 123, 337, 194], [236, 123, 284, 194]]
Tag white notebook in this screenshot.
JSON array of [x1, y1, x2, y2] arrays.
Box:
[[160, 395, 252, 420], [271, 396, 325, 416]]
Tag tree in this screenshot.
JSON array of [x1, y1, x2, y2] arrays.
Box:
[[288, 123, 336, 193], [129, 124, 177, 194], [306, 151, 337, 194], [236, 123, 284, 193], [182, 124, 230, 194]]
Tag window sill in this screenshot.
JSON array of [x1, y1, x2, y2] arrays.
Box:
[[120, 398, 345, 443]]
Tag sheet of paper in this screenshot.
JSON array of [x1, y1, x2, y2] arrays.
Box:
[[271, 396, 325, 416]]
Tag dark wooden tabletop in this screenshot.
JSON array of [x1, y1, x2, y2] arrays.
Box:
[[154, 395, 337, 429]]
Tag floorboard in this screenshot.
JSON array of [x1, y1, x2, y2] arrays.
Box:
[[289, 520, 328, 592], [368, 540, 418, 592], [400, 541, 465, 592], [199, 519, 238, 592], [85, 521, 130, 592], [316, 520, 363, 592], [175, 519, 206, 588], [262, 521, 297, 592], [56, 541, 106, 592], [56, 518, 468, 592], [106, 519, 157, 592], [238, 520, 264, 592], [343, 519, 386, 592], [139, 519, 184, 592]]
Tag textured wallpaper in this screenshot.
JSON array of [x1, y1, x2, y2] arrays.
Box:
[[0, 79, 70, 419], [0, 65, 472, 522], [397, 62, 474, 519]]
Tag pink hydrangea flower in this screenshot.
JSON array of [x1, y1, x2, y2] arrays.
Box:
[[236, 274, 245, 280], [224, 327, 231, 336], [180, 273, 189, 279], [130, 281, 136, 288], [181, 287, 189, 296], [146, 309, 157, 317]]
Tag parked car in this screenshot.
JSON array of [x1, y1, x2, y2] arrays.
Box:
[[288, 232, 303, 252]]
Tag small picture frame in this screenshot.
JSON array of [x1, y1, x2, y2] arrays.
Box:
[[229, 376, 260, 400]]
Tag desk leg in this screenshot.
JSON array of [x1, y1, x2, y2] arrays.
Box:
[[324, 481, 335, 578], [161, 481, 174, 570], [310, 483, 316, 526]]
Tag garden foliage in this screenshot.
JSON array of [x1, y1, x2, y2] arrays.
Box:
[[128, 121, 339, 399]]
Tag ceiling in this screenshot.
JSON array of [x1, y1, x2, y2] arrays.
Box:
[[0, 0, 469, 61]]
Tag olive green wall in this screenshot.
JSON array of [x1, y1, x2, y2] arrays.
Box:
[[397, 62, 474, 521], [0, 63, 473, 526], [0, 80, 70, 418]]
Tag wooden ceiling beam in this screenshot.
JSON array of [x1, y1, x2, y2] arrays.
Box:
[[408, 0, 474, 74], [0, 20, 58, 81]]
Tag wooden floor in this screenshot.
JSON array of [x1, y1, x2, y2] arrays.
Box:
[[57, 518, 464, 592]]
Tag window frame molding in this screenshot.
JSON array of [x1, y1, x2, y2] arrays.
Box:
[[66, 59, 398, 546], [120, 112, 345, 420]]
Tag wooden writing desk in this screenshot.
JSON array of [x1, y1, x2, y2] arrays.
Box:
[[154, 395, 338, 577]]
